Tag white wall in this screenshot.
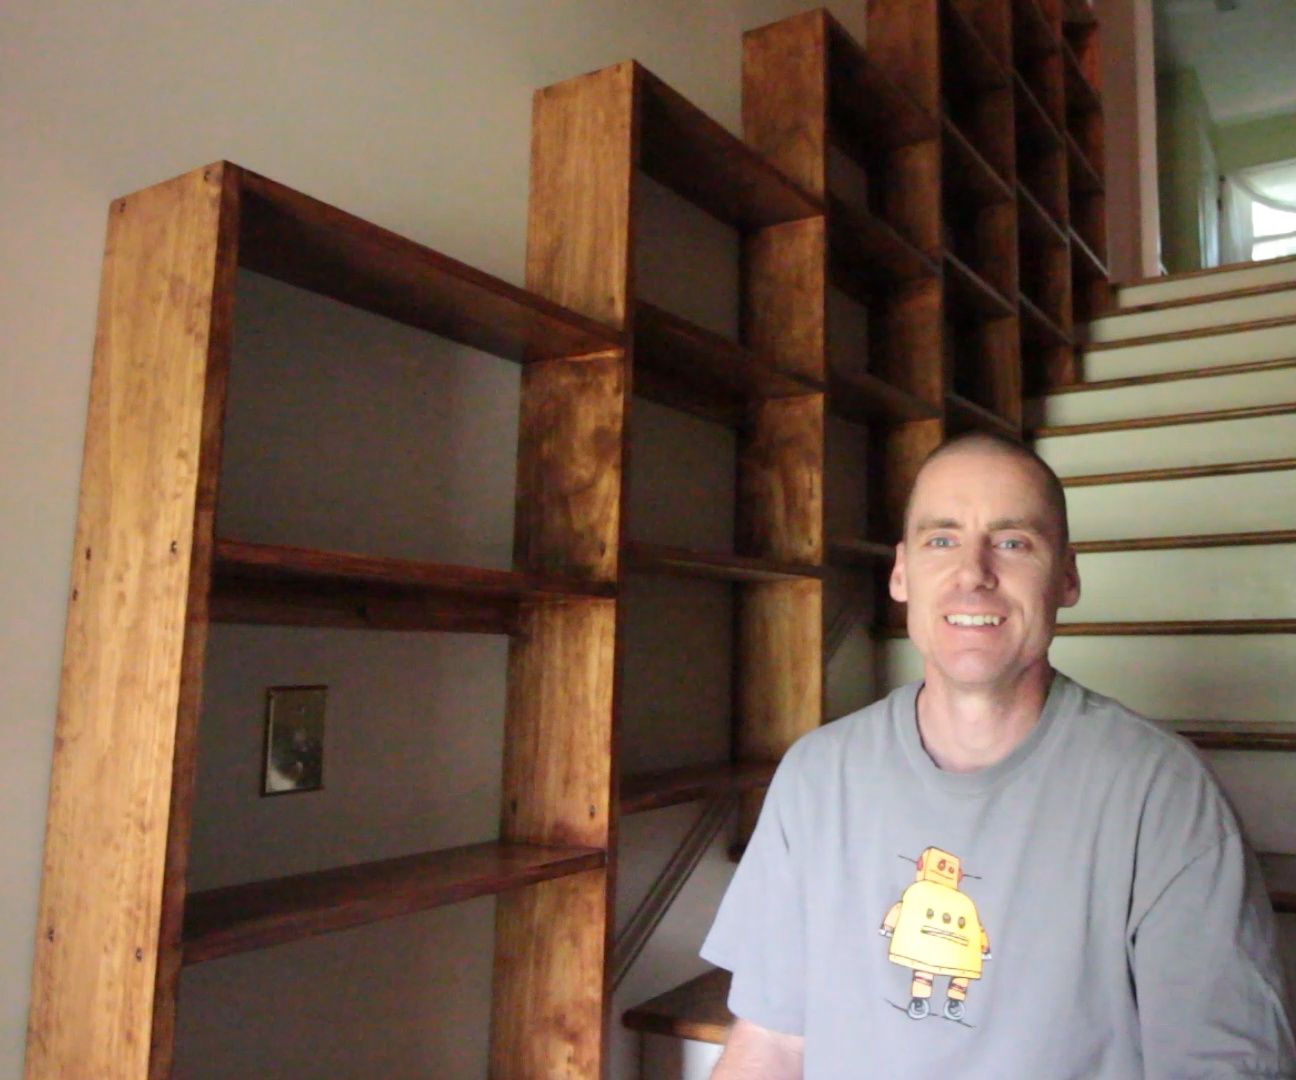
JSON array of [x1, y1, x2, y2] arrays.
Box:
[[2, 2, 878, 1075]]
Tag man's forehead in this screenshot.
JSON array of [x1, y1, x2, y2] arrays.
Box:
[[906, 446, 1062, 532]]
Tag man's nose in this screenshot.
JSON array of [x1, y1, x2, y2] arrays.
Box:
[[954, 541, 996, 590]]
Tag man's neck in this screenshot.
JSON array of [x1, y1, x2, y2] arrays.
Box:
[[915, 665, 1054, 773]]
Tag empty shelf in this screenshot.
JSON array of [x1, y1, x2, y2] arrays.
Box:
[[621, 761, 777, 815], [829, 367, 942, 426], [624, 542, 823, 583]]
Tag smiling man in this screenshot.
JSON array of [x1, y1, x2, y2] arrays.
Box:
[[701, 432, 1294, 1079]]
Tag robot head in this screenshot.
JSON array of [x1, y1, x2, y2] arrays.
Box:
[[915, 847, 962, 887]]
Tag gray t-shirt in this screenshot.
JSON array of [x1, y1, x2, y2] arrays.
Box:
[[701, 674, 1295, 1078]]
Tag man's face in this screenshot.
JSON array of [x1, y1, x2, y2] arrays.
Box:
[[889, 446, 1081, 695]]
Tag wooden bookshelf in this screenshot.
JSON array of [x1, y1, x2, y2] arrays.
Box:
[[623, 542, 823, 584], [620, 761, 777, 815]]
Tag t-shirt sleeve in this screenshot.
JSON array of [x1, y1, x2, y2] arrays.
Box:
[[1131, 819, 1296, 1077], [699, 753, 807, 1036]]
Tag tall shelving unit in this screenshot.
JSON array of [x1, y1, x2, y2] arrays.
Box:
[[28, 4, 1108, 1076]]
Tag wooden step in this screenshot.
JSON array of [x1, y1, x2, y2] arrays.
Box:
[[636, 64, 821, 230], [1034, 400, 1296, 439], [1085, 288, 1296, 346], [1115, 254, 1296, 308], [620, 761, 777, 815], [623, 542, 823, 583], [623, 968, 733, 1045], [1081, 319, 1296, 382], [210, 539, 614, 634], [1062, 457, 1296, 489], [1072, 529, 1296, 555], [1056, 619, 1296, 637], [183, 841, 605, 965], [1045, 355, 1296, 397], [633, 301, 823, 425], [1061, 39, 1101, 114], [1084, 313, 1296, 354], [1070, 225, 1106, 280], [1098, 279, 1296, 319], [235, 167, 621, 362]]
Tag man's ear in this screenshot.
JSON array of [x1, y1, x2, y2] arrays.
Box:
[[1059, 545, 1081, 609], [889, 542, 908, 603]]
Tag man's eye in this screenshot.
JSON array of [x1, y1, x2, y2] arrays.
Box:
[[998, 537, 1026, 550], [928, 536, 954, 548]]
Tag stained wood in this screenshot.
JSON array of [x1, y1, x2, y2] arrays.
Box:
[[828, 368, 943, 426], [942, 118, 1014, 206], [1012, 0, 1060, 57], [829, 197, 938, 298], [941, 0, 1010, 91], [1071, 225, 1106, 280], [744, 217, 829, 383], [623, 541, 823, 583], [827, 537, 897, 564], [1072, 530, 1296, 555], [622, 968, 734, 1045], [945, 391, 1019, 438], [513, 353, 627, 582], [1083, 313, 1296, 353], [1066, 132, 1104, 194], [236, 169, 620, 362], [1175, 723, 1296, 752], [620, 762, 778, 815], [1062, 41, 1102, 114], [827, 12, 939, 149], [637, 64, 822, 230], [1017, 182, 1069, 247], [26, 164, 235, 1080], [1020, 293, 1072, 347], [1035, 400, 1296, 439], [945, 253, 1016, 318], [634, 300, 823, 425], [862, 0, 941, 113], [1115, 253, 1296, 290], [182, 842, 603, 965], [1048, 356, 1296, 396], [492, 870, 612, 1077], [737, 396, 825, 565], [1062, 457, 1296, 488], [1056, 619, 1296, 636], [527, 63, 637, 327]]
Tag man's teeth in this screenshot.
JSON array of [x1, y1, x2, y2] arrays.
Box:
[[945, 614, 1003, 626]]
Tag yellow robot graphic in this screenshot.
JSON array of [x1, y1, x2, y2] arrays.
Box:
[[879, 847, 990, 1021]]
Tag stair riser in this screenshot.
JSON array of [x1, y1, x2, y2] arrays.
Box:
[[1063, 470, 1296, 541], [1118, 259, 1296, 308], [1035, 366, 1296, 427], [1091, 288, 1296, 343], [880, 635, 1296, 729], [1071, 545, 1296, 622], [1083, 322, 1296, 381], [1036, 412, 1296, 476]]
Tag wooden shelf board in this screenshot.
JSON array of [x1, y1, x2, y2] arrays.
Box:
[[633, 301, 823, 425], [211, 539, 613, 635], [183, 841, 606, 965], [1019, 292, 1071, 348], [1056, 619, 1296, 637], [1013, 73, 1066, 154], [1070, 226, 1107, 279], [1062, 457, 1296, 489], [1073, 529, 1296, 555], [637, 66, 822, 230], [621, 761, 777, 815], [942, 117, 1014, 207], [1016, 181, 1069, 248], [827, 17, 940, 152], [828, 536, 896, 565], [828, 367, 942, 426], [234, 167, 621, 363], [622, 968, 733, 1045], [1062, 40, 1102, 114], [945, 392, 1019, 438], [1066, 132, 1104, 194], [829, 196, 938, 301], [941, 0, 1010, 92], [1013, 0, 1061, 56], [944, 252, 1016, 320], [1171, 722, 1296, 752], [623, 541, 823, 583]]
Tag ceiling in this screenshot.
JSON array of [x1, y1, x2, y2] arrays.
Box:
[[1154, 0, 1296, 124]]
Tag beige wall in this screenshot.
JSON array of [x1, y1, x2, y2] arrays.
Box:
[[2, 2, 884, 1075], [1216, 110, 1296, 174]]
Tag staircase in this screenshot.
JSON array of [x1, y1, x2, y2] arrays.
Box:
[[623, 255, 1296, 1077]]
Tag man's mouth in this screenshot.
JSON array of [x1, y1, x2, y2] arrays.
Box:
[[944, 613, 1003, 627]]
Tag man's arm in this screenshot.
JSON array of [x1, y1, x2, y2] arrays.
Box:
[[712, 1018, 804, 1079]]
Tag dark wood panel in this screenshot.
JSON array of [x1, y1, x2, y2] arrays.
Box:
[[829, 367, 943, 426], [624, 541, 823, 583], [1066, 132, 1104, 194], [183, 842, 605, 965], [622, 968, 733, 1045], [829, 197, 938, 302], [1017, 182, 1069, 247], [620, 761, 777, 815], [235, 169, 620, 362], [945, 253, 1016, 319], [1020, 292, 1072, 347], [941, 0, 1010, 91], [637, 65, 822, 230], [945, 391, 1019, 438], [1012, 0, 1060, 57], [1062, 39, 1102, 114], [1176, 723, 1296, 752], [942, 117, 1014, 206], [1084, 314, 1296, 353], [827, 537, 896, 565]]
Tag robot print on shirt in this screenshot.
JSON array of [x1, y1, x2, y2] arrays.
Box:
[[879, 847, 991, 1023]]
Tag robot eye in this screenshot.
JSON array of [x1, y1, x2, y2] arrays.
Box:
[[958, 917, 966, 929], [926, 908, 935, 919], [938, 859, 947, 871], [942, 912, 951, 924]]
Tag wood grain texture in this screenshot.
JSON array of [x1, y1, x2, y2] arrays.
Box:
[[26, 164, 234, 1080], [491, 869, 610, 1078], [513, 353, 627, 582], [1061, 457, 1296, 488], [829, 368, 942, 427], [1072, 530, 1296, 554], [527, 62, 637, 328], [182, 842, 604, 965], [876, 278, 945, 404], [1035, 400, 1296, 439], [737, 396, 825, 565], [865, 0, 941, 112], [623, 541, 823, 583], [1049, 355, 1296, 395], [744, 217, 828, 383], [621, 967, 733, 1044]]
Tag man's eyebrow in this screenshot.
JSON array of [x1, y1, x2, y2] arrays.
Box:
[[987, 516, 1049, 534], [912, 516, 960, 532]]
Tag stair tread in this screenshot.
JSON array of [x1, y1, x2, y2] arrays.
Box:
[[1062, 457, 1296, 488], [1083, 313, 1296, 353], [1033, 400, 1296, 439], [1072, 530, 1296, 554], [1115, 253, 1296, 291], [1041, 355, 1296, 397], [1096, 278, 1296, 320]]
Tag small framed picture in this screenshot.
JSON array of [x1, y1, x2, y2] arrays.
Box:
[[262, 685, 326, 796]]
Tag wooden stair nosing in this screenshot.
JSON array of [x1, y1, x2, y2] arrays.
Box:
[[1055, 619, 1296, 637], [1033, 400, 1296, 439], [1112, 252, 1296, 292], [1093, 279, 1296, 320], [1061, 456, 1296, 488], [1083, 313, 1296, 354], [1042, 355, 1296, 396], [1177, 727, 1296, 752], [1072, 529, 1296, 555]]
